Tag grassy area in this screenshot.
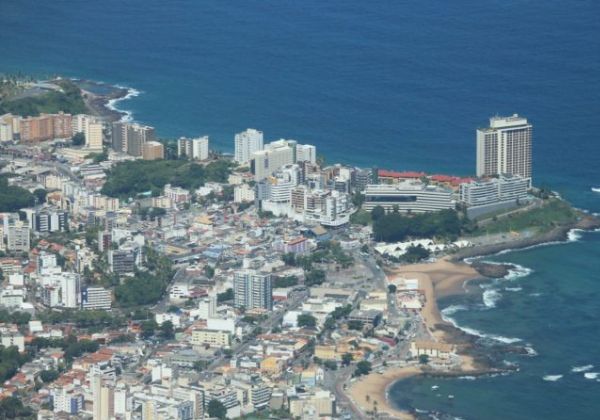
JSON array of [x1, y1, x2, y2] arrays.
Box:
[[472, 198, 578, 235], [0, 79, 87, 116]]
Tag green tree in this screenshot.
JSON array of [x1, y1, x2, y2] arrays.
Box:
[[159, 321, 175, 340], [387, 284, 397, 294], [71, 132, 85, 146], [40, 369, 60, 383], [33, 188, 47, 204], [297, 314, 317, 328], [141, 320, 157, 339], [207, 399, 227, 419], [371, 205, 386, 221], [354, 360, 372, 377], [418, 354, 429, 364], [341, 353, 353, 366]]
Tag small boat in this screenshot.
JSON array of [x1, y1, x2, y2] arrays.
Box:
[[448, 395, 455, 399], [431, 385, 439, 390], [592, 187, 600, 193]]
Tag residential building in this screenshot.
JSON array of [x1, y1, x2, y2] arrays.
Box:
[[476, 114, 532, 178], [363, 181, 453, 213], [233, 270, 273, 310], [233, 184, 255, 203], [251, 139, 296, 181], [142, 141, 165, 160], [296, 144, 317, 164], [190, 329, 231, 348], [111, 122, 155, 156], [86, 121, 104, 150], [108, 248, 136, 274], [19, 112, 73, 141], [178, 136, 209, 160], [81, 287, 112, 310], [7, 224, 30, 252], [234, 128, 263, 164]]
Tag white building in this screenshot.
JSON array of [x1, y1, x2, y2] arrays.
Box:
[[476, 114, 532, 178], [296, 144, 317, 164], [363, 181, 454, 213], [234, 184, 255, 203], [233, 270, 273, 311], [81, 287, 112, 310], [234, 128, 264, 164], [459, 175, 531, 218], [178, 136, 209, 160]]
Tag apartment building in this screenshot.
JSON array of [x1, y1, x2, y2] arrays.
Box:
[[234, 128, 263, 164], [178, 136, 209, 160]]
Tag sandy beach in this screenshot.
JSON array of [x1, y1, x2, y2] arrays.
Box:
[[349, 365, 422, 419], [388, 257, 482, 338], [347, 258, 486, 418]]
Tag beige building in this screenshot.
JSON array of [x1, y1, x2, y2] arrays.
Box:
[[289, 390, 335, 418], [477, 114, 532, 178], [86, 121, 104, 150], [142, 141, 165, 160], [191, 329, 230, 348]]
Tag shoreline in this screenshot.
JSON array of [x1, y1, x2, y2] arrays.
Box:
[[73, 78, 136, 122], [349, 217, 600, 418]]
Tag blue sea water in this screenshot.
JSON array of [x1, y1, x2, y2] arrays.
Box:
[[1, 0, 599, 418]]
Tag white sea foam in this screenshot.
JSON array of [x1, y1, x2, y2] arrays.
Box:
[[482, 289, 502, 308], [505, 287, 522, 292], [106, 86, 141, 122], [543, 375, 563, 382], [441, 306, 522, 344], [584, 372, 599, 380], [567, 229, 583, 242], [524, 346, 538, 357], [458, 375, 476, 380], [529, 292, 542, 297], [504, 263, 533, 280], [571, 364, 594, 373]]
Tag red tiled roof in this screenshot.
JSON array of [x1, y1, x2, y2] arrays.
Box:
[[378, 169, 426, 179]]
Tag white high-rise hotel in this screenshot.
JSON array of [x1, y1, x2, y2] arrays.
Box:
[[476, 114, 532, 179], [235, 128, 264, 164]]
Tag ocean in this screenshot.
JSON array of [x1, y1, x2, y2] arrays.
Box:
[[1, 0, 599, 418]]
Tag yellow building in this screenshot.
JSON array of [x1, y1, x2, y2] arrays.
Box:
[[191, 329, 230, 348]]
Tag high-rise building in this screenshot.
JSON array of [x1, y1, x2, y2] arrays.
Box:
[[142, 141, 165, 160], [251, 139, 296, 181], [7, 224, 30, 252], [111, 122, 155, 156], [178, 136, 209, 160], [233, 270, 272, 310], [476, 114, 532, 178], [86, 121, 104, 150], [296, 144, 317, 164], [111, 122, 128, 153], [234, 129, 263, 164]]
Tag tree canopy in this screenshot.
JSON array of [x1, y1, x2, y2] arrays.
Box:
[[101, 159, 234, 199], [373, 209, 463, 242], [0, 175, 35, 212]]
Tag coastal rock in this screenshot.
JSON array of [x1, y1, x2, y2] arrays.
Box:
[[471, 261, 512, 278]]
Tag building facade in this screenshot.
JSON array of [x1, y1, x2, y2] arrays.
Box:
[[178, 136, 209, 160], [363, 182, 453, 213], [233, 270, 273, 310], [234, 129, 263, 164], [476, 114, 532, 178]]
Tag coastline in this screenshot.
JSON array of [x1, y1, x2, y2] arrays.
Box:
[[73, 79, 136, 122], [349, 214, 600, 418]]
